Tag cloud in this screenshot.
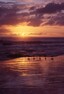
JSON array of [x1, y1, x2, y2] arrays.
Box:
[[30, 2, 64, 26], [0, 1, 64, 26], [28, 15, 42, 26], [0, 1, 28, 25], [33, 2, 64, 14], [45, 13, 64, 25], [0, 28, 11, 36]]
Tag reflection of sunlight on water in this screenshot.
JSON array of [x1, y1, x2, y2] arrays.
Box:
[[4, 57, 50, 76], [2, 57, 50, 87], [0, 55, 64, 87]]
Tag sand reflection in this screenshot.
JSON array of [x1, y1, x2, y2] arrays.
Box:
[[0, 56, 64, 88]]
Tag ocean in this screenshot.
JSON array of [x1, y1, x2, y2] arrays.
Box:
[[0, 37, 64, 94]]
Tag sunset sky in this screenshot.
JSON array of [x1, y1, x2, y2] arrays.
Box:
[[0, 0, 64, 38]]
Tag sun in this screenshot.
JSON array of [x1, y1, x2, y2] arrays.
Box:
[[21, 32, 25, 37], [21, 32, 29, 37]]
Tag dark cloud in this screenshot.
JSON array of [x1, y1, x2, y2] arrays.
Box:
[[0, 1, 64, 26], [33, 3, 64, 14], [28, 19, 41, 26], [0, 2, 19, 25], [29, 6, 36, 10], [0, 1, 29, 25], [45, 13, 64, 25], [30, 2, 64, 26]]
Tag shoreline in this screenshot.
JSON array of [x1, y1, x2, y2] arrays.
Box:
[[0, 52, 64, 61]]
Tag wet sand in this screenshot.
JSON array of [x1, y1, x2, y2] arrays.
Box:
[[0, 56, 64, 94]]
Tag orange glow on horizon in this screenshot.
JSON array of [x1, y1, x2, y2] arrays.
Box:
[[4, 24, 64, 37], [5, 24, 42, 37]]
